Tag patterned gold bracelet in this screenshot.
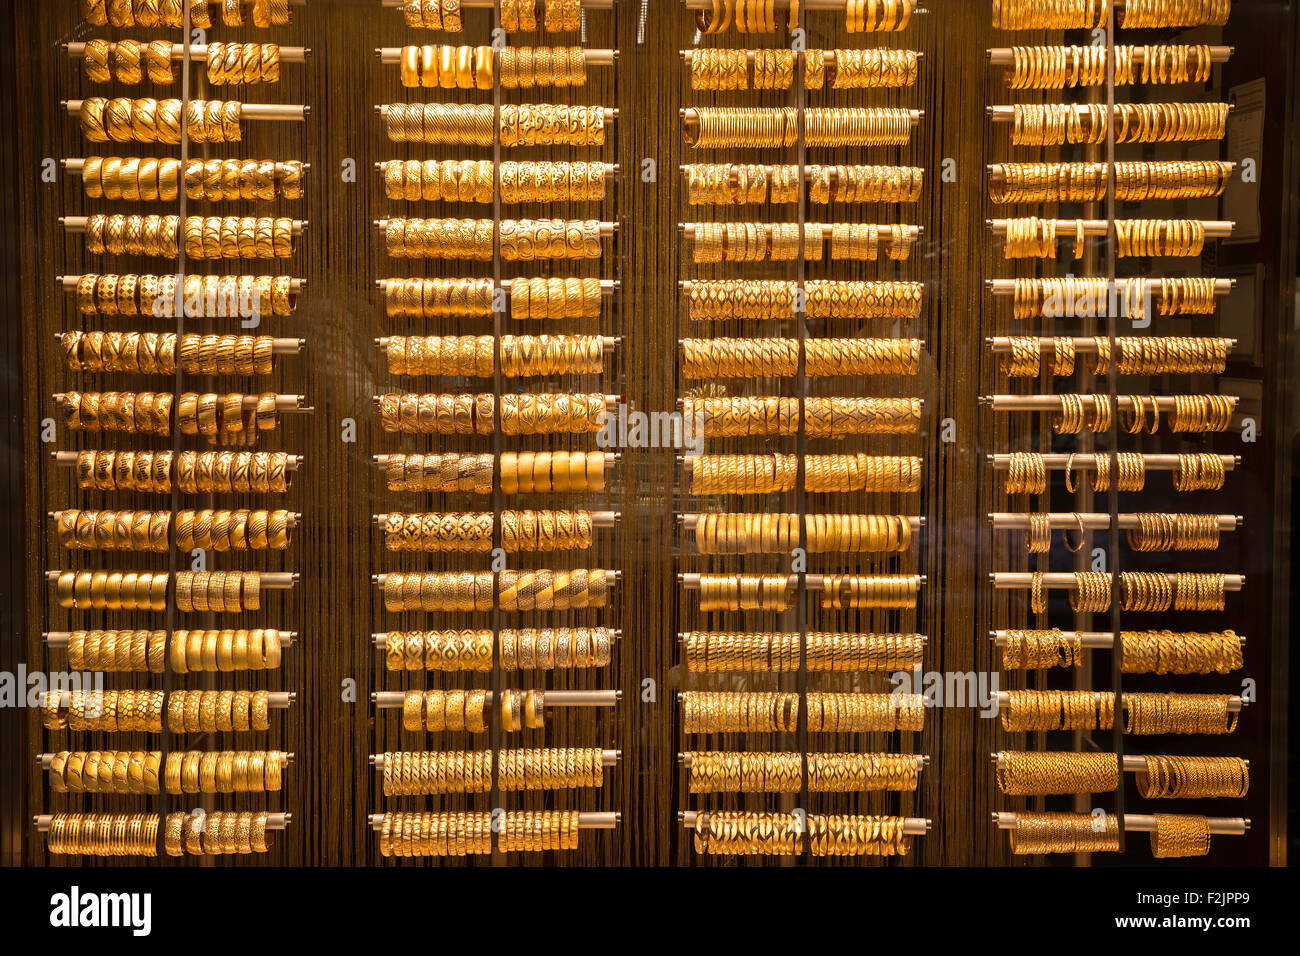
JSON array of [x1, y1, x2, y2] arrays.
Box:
[[990, 161, 1233, 203], [1008, 812, 1120, 855], [682, 631, 925, 672], [994, 752, 1120, 795]]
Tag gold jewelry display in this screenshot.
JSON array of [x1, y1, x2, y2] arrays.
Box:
[[381, 749, 606, 795], [54, 508, 292, 552], [1008, 812, 1120, 855], [383, 103, 606, 146], [71, 450, 294, 494], [691, 812, 913, 857], [382, 570, 609, 612], [377, 392, 606, 435], [385, 334, 605, 376], [1124, 693, 1239, 734], [994, 752, 1120, 795], [690, 513, 912, 554], [79, 97, 245, 144], [81, 156, 303, 202], [684, 396, 921, 437], [46, 750, 285, 794], [401, 0, 465, 32], [819, 574, 920, 609], [384, 627, 612, 671], [1135, 755, 1249, 798], [684, 107, 914, 148], [1150, 814, 1213, 858], [377, 811, 581, 856], [1000, 690, 1115, 732], [694, 574, 793, 612], [1120, 630, 1243, 674], [682, 632, 925, 672], [990, 161, 1234, 203], [61, 331, 281, 375], [1001, 629, 1083, 669], [1004, 44, 1215, 89], [681, 692, 923, 733], [685, 164, 923, 205], [381, 510, 593, 552], [57, 391, 284, 445], [70, 272, 299, 317]]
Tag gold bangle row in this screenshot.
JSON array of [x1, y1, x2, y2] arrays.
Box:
[[53, 570, 167, 611], [383, 103, 606, 146], [498, 46, 587, 88], [820, 574, 919, 609], [83, 0, 292, 28], [682, 691, 924, 733], [1125, 513, 1222, 551], [690, 222, 915, 262], [682, 337, 921, 379], [994, 0, 1228, 30], [1121, 629, 1243, 674], [378, 810, 580, 856], [696, 574, 793, 612], [73, 450, 292, 494], [79, 97, 243, 144], [1069, 452, 1147, 492], [1008, 812, 1120, 855], [203, 42, 280, 85], [384, 217, 602, 260], [685, 396, 922, 438], [685, 107, 913, 148], [999, 336, 1076, 376], [382, 748, 605, 794], [1029, 570, 1228, 613], [86, 213, 292, 260], [385, 334, 605, 377], [1000, 336, 1231, 376], [382, 569, 610, 612], [61, 331, 277, 375], [48, 750, 284, 794], [692, 513, 912, 554], [81, 39, 177, 85], [42, 689, 272, 733], [990, 161, 1234, 204], [175, 570, 266, 613], [1001, 628, 1084, 669], [994, 752, 1120, 795], [381, 160, 607, 203], [82, 157, 302, 202], [1116, 218, 1206, 257], [1048, 394, 1232, 435], [808, 48, 918, 88], [381, 451, 606, 494], [400, 689, 544, 733], [1118, 0, 1231, 29], [43, 813, 160, 856], [1135, 755, 1249, 798], [1125, 693, 1239, 735], [692, 812, 914, 857], [1012, 277, 1220, 319], [55, 508, 292, 552], [382, 510, 593, 553], [501, 0, 582, 32], [381, 277, 495, 316], [1000, 690, 1115, 732], [508, 276, 604, 318], [1010, 102, 1228, 146], [1150, 814, 1213, 858], [1005, 44, 1215, 89], [385, 627, 612, 671], [398, 45, 495, 90], [696, 0, 801, 33], [688, 453, 921, 494], [401, 0, 464, 31], [167, 628, 285, 673], [686, 752, 919, 793], [843, 0, 915, 31], [377, 392, 606, 435], [58, 391, 281, 443], [684, 163, 923, 205], [164, 811, 275, 856], [73, 272, 296, 317], [62, 628, 168, 672], [682, 631, 925, 673]]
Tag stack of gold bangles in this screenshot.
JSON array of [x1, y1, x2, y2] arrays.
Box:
[[381, 569, 610, 612], [378, 810, 582, 856], [384, 334, 605, 376], [382, 103, 606, 146], [79, 97, 245, 143], [400, 689, 549, 732], [377, 392, 607, 435], [381, 748, 606, 794], [42, 688, 273, 732], [682, 337, 921, 378], [989, 161, 1234, 203], [56, 391, 284, 443], [381, 160, 609, 202], [1000, 690, 1240, 734], [687, 752, 919, 793], [73, 272, 298, 316], [993, 0, 1229, 30], [691, 812, 914, 856], [682, 691, 924, 733], [59, 628, 284, 672], [819, 574, 920, 609], [1004, 44, 1215, 89], [380, 451, 607, 493], [203, 41, 282, 84], [381, 510, 594, 552], [684, 396, 922, 437], [682, 631, 925, 672], [996, 752, 1248, 798], [46, 750, 286, 793], [688, 453, 922, 494], [1008, 812, 1120, 855], [685, 164, 923, 204], [383, 217, 603, 260], [80, 39, 177, 85], [684, 107, 914, 148], [690, 513, 913, 553], [71, 450, 295, 494], [384, 627, 613, 671], [1008, 102, 1228, 146], [61, 331, 281, 375], [400, 0, 465, 31], [81, 156, 304, 201], [999, 336, 1231, 376], [54, 508, 293, 551]]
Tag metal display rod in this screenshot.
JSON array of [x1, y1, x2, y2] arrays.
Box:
[[371, 751, 620, 770], [982, 395, 1239, 413], [992, 811, 1247, 835], [993, 691, 1246, 713], [64, 100, 309, 121], [678, 514, 925, 531], [52, 450, 305, 470], [989, 512, 1241, 531], [986, 46, 1233, 65], [371, 511, 620, 528], [66, 42, 311, 63], [371, 690, 620, 707], [987, 452, 1239, 470], [987, 218, 1235, 238], [678, 810, 932, 835], [45, 630, 297, 647], [678, 752, 930, 769], [371, 570, 621, 587], [680, 223, 922, 240], [35, 812, 293, 831], [59, 275, 308, 293], [989, 630, 1243, 647], [990, 571, 1244, 590], [376, 48, 617, 64], [373, 630, 622, 648], [678, 573, 926, 588], [990, 752, 1247, 771], [47, 570, 300, 588]]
